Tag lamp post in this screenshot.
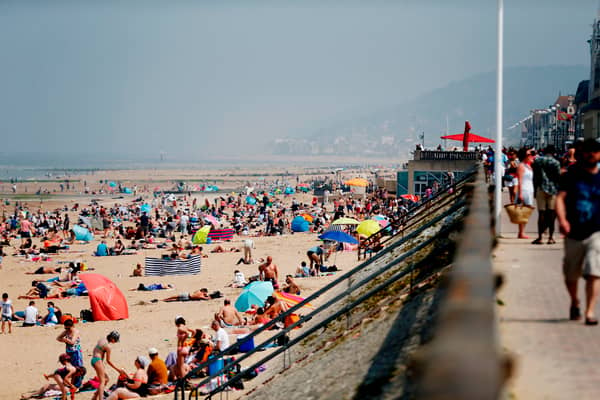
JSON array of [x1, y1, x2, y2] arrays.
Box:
[[494, 0, 504, 236]]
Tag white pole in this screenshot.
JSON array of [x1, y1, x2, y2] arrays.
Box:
[[494, 0, 504, 236]]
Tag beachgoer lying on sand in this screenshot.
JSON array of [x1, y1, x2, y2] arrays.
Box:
[[19, 281, 52, 299], [162, 288, 209, 302], [21, 354, 85, 400], [105, 355, 150, 400], [214, 299, 245, 327], [210, 245, 240, 253], [25, 265, 61, 275], [130, 283, 173, 291]]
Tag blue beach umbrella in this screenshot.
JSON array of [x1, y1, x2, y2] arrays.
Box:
[[235, 281, 274, 312], [108, 181, 117, 188], [318, 230, 359, 245], [140, 204, 152, 214], [245, 196, 257, 205]]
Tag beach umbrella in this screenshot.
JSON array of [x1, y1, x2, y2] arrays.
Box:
[[234, 281, 274, 312], [441, 121, 494, 151], [80, 273, 128, 321], [331, 217, 360, 225], [399, 194, 420, 202], [108, 181, 117, 188], [297, 183, 310, 188], [204, 214, 219, 227], [372, 215, 389, 228], [273, 291, 314, 310], [357, 220, 380, 237], [284, 187, 295, 195], [192, 225, 211, 244], [318, 230, 359, 245], [140, 204, 152, 214], [245, 196, 257, 205], [344, 178, 369, 187]]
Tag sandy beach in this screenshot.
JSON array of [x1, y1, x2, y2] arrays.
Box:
[[0, 166, 366, 400]]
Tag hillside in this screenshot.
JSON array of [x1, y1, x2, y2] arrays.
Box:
[[274, 65, 587, 157]]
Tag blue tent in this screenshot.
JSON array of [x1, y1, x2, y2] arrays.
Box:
[[291, 216, 309, 232], [246, 196, 257, 205], [108, 181, 117, 188], [140, 204, 152, 214], [72, 225, 93, 242], [284, 187, 295, 195], [122, 187, 133, 194]]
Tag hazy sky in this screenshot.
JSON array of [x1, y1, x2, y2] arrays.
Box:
[[0, 0, 597, 159]]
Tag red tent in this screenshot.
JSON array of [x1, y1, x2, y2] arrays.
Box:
[[441, 121, 494, 151], [80, 273, 129, 321]]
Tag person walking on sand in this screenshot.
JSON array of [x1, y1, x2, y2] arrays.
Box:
[[532, 145, 561, 244], [556, 139, 600, 325], [90, 331, 126, 400]]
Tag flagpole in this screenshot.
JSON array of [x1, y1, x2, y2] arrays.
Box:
[[494, 0, 504, 236]]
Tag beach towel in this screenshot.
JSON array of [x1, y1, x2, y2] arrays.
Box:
[[145, 255, 201, 276], [208, 228, 235, 242]]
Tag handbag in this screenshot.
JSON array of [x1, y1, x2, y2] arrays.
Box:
[[504, 204, 534, 225]]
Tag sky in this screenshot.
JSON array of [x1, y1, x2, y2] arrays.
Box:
[[0, 0, 597, 161]]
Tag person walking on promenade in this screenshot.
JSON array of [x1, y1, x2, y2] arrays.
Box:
[[556, 139, 600, 325], [515, 148, 535, 239], [532, 145, 561, 244]]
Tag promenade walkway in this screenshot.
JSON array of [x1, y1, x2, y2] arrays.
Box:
[[495, 206, 600, 400]]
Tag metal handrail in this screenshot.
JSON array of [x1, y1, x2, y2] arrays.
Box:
[[175, 197, 472, 400], [199, 202, 467, 399], [415, 164, 505, 399], [357, 167, 477, 259]]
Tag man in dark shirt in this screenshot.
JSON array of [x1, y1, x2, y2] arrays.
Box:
[[556, 139, 600, 325], [140, 212, 149, 237]]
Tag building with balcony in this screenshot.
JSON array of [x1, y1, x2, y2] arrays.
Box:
[[579, 7, 600, 140], [400, 149, 478, 196]]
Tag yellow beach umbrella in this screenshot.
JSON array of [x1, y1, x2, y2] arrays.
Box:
[[357, 220, 380, 237]]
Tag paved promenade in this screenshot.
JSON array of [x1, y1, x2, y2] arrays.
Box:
[[495, 207, 600, 400]]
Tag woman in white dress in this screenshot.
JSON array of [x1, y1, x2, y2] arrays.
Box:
[[516, 148, 536, 239]]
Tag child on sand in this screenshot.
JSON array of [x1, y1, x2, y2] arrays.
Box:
[[1, 292, 14, 334], [21, 353, 81, 400]]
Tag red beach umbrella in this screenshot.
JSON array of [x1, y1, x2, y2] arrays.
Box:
[[440, 121, 495, 151]]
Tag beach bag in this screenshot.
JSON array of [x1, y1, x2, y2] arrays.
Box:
[[504, 204, 534, 225], [80, 309, 94, 322]]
